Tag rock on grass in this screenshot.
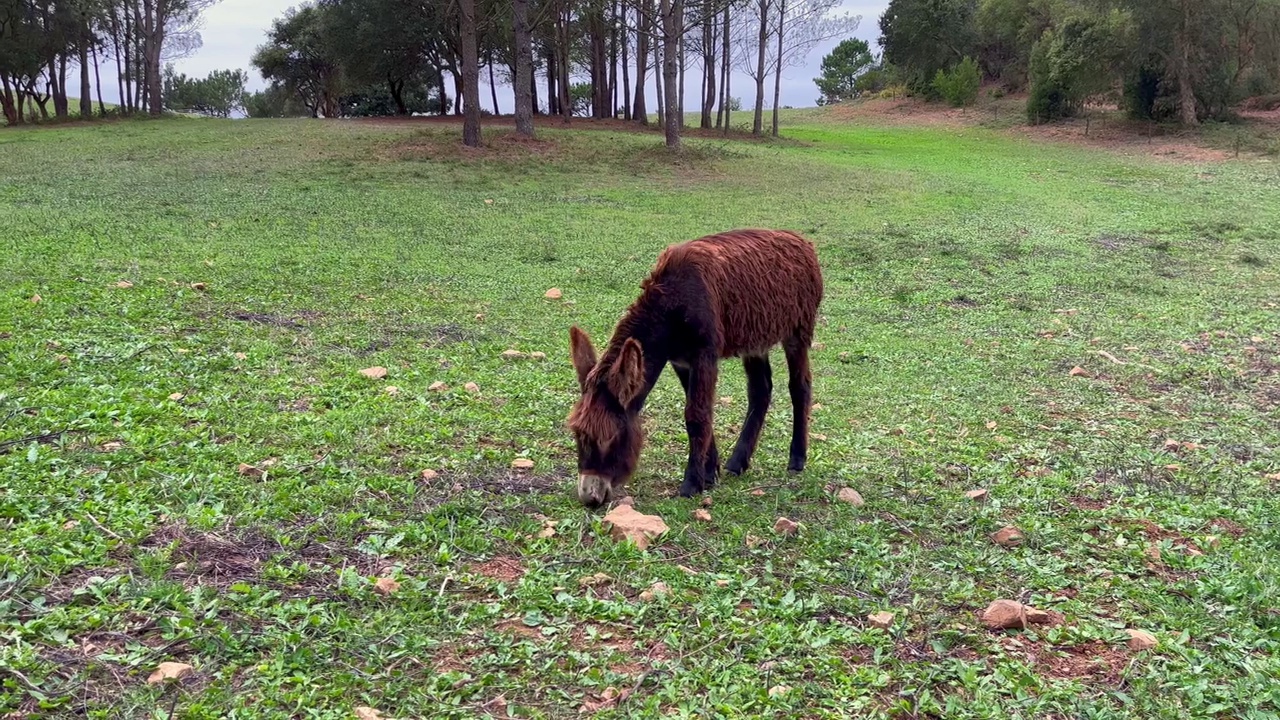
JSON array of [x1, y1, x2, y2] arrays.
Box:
[[601, 505, 668, 551], [981, 599, 1053, 630]]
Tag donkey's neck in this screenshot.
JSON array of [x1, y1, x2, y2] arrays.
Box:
[[600, 292, 669, 411]]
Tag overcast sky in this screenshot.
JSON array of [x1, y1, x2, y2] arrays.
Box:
[[140, 0, 888, 113]]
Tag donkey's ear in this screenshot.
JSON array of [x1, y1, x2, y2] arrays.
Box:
[[569, 326, 597, 390], [608, 338, 645, 407]]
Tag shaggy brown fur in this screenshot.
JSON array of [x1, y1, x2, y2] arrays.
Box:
[[568, 229, 824, 507]]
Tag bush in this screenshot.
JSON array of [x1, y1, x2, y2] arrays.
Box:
[[1027, 14, 1122, 124], [932, 57, 981, 108]]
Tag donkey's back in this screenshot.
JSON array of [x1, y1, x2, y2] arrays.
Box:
[[646, 229, 823, 358]]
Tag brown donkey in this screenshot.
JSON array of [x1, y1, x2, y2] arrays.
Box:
[[567, 229, 824, 507]]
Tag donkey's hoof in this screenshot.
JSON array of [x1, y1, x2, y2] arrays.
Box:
[[677, 479, 703, 498]]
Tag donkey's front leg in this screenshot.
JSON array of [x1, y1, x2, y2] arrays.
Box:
[[678, 356, 720, 498]]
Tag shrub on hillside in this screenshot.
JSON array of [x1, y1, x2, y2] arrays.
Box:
[[932, 57, 981, 108]]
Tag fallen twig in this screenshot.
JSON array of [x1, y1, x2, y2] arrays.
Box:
[[0, 429, 84, 454]]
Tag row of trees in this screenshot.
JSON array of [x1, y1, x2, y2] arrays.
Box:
[[877, 0, 1280, 125], [249, 0, 858, 148], [0, 0, 218, 125]]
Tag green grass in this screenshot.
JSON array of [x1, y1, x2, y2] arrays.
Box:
[[2, 113, 1280, 719]]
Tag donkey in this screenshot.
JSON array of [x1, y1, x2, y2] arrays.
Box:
[[567, 228, 824, 507]]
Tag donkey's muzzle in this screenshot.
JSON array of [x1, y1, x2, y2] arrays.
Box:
[[577, 474, 613, 508]]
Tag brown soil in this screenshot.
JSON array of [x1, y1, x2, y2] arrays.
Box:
[[469, 555, 524, 583], [1034, 641, 1131, 684]]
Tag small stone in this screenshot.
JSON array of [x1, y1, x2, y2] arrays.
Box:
[[63, 520, 80, 530], [544, 288, 563, 299], [530, 351, 547, 360], [464, 382, 480, 393], [965, 488, 988, 502], [355, 707, 384, 720], [773, 517, 799, 536], [146, 662, 194, 684], [1068, 366, 1090, 377], [579, 572, 612, 587], [715, 579, 730, 587], [1163, 438, 1181, 451], [638, 581, 669, 601], [501, 349, 526, 359], [836, 488, 865, 506], [1125, 628, 1157, 651], [616, 496, 635, 506], [30, 294, 42, 303], [420, 469, 439, 481], [601, 505, 669, 551], [115, 280, 133, 288], [190, 282, 207, 291], [767, 685, 792, 697], [992, 526, 1024, 547], [745, 534, 765, 549], [692, 508, 713, 522], [234, 352, 247, 361], [384, 386, 400, 395], [429, 381, 448, 392], [168, 392, 185, 401], [373, 577, 401, 595], [1024, 607, 1052, 624], [981, 599, 1030, 630], [238, 463, 264, 478], [359, 366, 388, 380], [749, 488, 766, 497], [511, 458, 534, 471], [868, 611, 895, 630]]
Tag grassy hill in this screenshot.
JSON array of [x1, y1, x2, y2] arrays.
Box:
[[2, 113, 1279, 718]]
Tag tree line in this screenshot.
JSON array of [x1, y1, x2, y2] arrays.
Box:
[[246, 0, 857, 148], [875, 0, 1280, 125], [0, 0, 218, 125]]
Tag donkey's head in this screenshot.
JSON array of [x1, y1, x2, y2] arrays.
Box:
[[567, 326, 645, 507]]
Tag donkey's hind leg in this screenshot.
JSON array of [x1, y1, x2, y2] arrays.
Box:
[[726, 354, 773, 476], [783, 335, 813, 474]]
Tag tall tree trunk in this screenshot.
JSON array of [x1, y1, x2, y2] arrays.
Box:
[[609, 0, 618, 117], [451, 69, 463, 115], [1175, 0, 1198, 126], [0, 73, 17, 125], [660, 0, 680, 147], [653, 18, 664, 129], [557, 5, 571, 122], [79, 32, 93, 119], [771, 0, 785, 136], [117, 3, 131, 115], [438, 66, 449, 115], [752, 0, 769, 135], [460, 0, 483, 145], [531, 67, 539, 114], [389, 75, 408, 114], [632, 0, 649, 123], [92, 41, 106, 117], [622, 6, 631, 120], [547, 48, 558, 115], [513, 0, 535, 135], [488, 50, 500, 115], [677, 22, 685, 121], [717, 1, 729, 130], [701, 8, 715, 128], [139, 0, 165, 116]]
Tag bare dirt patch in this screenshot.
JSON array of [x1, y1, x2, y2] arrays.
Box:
[[1033, 641, 1131, 684], [469, 555, 524, 583], [141, 522, 278, 587]]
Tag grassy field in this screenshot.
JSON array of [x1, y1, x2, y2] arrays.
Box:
[[2, 113, 1279, 719]]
